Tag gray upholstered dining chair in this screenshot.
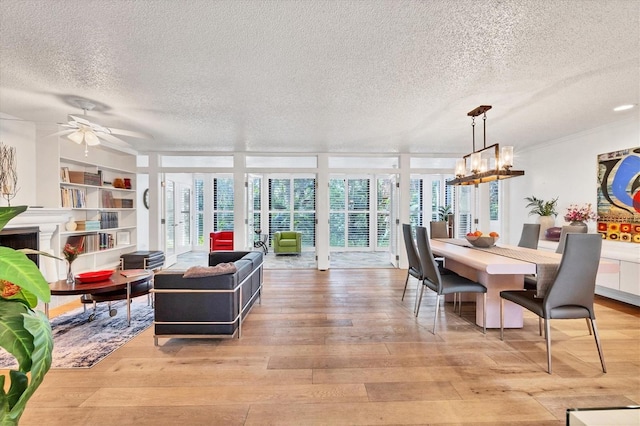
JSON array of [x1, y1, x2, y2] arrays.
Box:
[[517, 223, 541, 249], [500, 233, 606, 374], [556, 225, 587, 254], [429, 221, 449, 239], [415, 226, 487, 334], [524, 224, 587, 291], [401, 223, 423, 301]]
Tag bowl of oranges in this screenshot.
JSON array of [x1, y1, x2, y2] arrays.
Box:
[[465, 231, 499, 248]]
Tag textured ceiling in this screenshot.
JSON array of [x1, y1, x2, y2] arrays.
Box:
[[0, 0, 638, 155]]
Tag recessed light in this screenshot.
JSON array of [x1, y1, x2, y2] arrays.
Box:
[[613, 104, 635, 112]]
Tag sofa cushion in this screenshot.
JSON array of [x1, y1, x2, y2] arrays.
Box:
[[279, 239, 297, 247], [209, 251, 251, 266], [183, 263, 237, 278]]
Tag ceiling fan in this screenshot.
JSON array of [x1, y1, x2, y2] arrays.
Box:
[[52, 100, 151, 156]]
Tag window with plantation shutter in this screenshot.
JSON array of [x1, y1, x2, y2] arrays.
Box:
[[457, 185, 472, 236], [252, 175, 261, 234], [489, 180, 499, 221], [409, 178, 423, 227], [330, 178, 371, 248], [293, 178, 316, 247], [268, 177, 316, 248], [431, 180, 441, 221], [377, 177, 391, 248], [329, 179, 346, 247], [213, 177, 234, 231], [268, 178, 291, 243], [195, 178, 205, 246], [445, 178, 454, 215]]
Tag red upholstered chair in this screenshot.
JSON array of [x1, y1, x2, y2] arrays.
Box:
[[209, 231, 234, 251]]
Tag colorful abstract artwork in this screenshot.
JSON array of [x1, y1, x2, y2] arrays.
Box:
[[597, 146, 640, 243]]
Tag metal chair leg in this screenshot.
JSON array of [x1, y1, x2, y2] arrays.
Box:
[[500, 298, 504, 340], [586, 318, 593, 335], [432, 294, 440, 334], [402, 271, 410, 301], [539, 317, 543, 336], [414, 281, 425, 316], [590, 319, 607, 373], [545, 318, 552, 374]]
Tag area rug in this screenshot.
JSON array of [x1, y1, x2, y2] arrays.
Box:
[[0, 298, 153, 369]]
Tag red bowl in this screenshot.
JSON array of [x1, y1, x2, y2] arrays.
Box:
[[75, 270, 114, 283]]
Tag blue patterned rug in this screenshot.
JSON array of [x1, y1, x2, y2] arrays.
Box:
[[0, 298, 153, 369]]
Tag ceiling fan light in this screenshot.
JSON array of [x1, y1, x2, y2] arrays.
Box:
[[84, 131, 100, 146], [67, 130, 84, 144]]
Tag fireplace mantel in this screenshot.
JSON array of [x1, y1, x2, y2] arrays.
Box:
[[4, 207, 71, 281], [4, 207, 70, 229]]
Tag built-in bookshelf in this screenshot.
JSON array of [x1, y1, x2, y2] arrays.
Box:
[[57, 144, 138, 273]]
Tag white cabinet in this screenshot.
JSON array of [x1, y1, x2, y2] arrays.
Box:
[[620, 261, 640, 296]]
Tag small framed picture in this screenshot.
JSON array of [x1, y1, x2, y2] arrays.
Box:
[[116, 231, 130, 246]]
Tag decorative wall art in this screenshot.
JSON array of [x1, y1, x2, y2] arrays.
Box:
[[597, 146, 640, 243]]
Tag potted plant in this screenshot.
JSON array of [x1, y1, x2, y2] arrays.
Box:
[[524, 196, 558, 239], [437, 205, 452, 221], [0, 205, 53, 425]]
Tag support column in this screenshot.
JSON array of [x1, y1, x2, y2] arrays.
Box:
[[398, 154, 411, 269], [148, 153, 163, 251], [316, 154, 329, 270], [233, 153, 247, 250]]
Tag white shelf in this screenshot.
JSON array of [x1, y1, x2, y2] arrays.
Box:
[[76, 243, 137, 257], [60, 226, 136, 236], [60, 181, 136, 193], [57, 144, 138, 275]]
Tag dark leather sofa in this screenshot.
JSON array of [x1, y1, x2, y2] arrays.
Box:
[[153, 251, 263, 345]]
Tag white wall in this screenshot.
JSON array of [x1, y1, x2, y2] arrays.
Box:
[[508, 117, 639, 244], [136, 173, 150, 251], [0, 114, 37, 206]]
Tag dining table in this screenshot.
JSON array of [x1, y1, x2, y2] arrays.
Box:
[[430, 238, 542, 328], [429, 238, 619, 328]]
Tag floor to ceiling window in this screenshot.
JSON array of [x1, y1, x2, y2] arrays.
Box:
[[213, 176, 234, 231], [267, 176, 316, 249], [329, 177, 371, 250], [410, 174, 455, 234]]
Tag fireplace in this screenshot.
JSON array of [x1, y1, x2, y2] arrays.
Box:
[[0, 226, 40, 266]]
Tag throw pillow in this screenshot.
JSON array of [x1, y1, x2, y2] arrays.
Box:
[[183, 263, 237, 278]]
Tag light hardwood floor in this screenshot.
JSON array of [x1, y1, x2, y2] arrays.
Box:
[[19, 269, 640, 425]]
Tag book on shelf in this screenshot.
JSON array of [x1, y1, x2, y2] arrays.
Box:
[[120, 269, 148, 278], [60, 167, 70, 183], [76, 220, 101, 231], [99, 211, 119, 229], [60, 187, 86, 208], [65, 235, 86, 253]]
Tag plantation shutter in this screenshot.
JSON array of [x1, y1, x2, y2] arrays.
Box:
[[347, 178, 370, 248], [213, 177, 234, 231], [268, 178, 291, 242], [329, 179, 346, 247], [409, 178, 423, 228], [195, 178, 205, 246], [293, 178, 316, 247], [376, 177, 391, 248]]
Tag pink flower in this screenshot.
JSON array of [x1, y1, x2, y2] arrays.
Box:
[[564, 203, 597, 222]]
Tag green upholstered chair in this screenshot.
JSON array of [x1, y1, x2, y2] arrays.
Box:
[[273, 231, 302, 255]]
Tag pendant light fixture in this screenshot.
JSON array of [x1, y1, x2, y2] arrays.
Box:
[[447, 105, 524, 186]]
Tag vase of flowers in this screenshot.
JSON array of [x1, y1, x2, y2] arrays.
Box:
[[63, 243, 81, 284], [564, 203, 597, 228]]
